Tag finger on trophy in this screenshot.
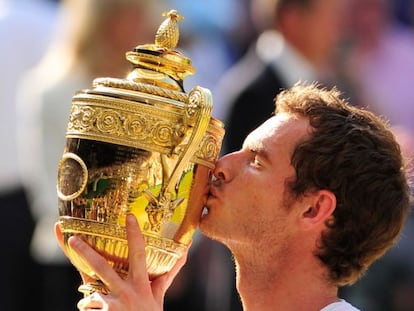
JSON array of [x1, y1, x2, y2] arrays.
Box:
[[68, 235, 123, 295], [125, 214, 148, 284], [120, 214, 192, 298]]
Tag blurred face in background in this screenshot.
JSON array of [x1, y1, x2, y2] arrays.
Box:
[[61, 0, 160, 77], [277, 0, 347, 68], [296, 0, 347, 66], [346, 0, 388, 47]]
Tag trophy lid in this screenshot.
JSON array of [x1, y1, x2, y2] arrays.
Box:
[[125, 9, 195, 91]]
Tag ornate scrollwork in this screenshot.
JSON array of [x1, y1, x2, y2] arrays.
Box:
[[67, 95, 183, 154], [59, 216, 186, 253], [67, 93, 222, 167], [95, 110, 122, 134], [186, 89, 201, 120], [196, 134, 221, 163]]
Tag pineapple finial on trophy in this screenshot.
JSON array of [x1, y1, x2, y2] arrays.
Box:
[[121, 9, 194, 91], [155, 10, 184, 50]]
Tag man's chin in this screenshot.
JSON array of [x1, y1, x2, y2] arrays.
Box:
[[199, 219, 224, 245], [199, 205, 221, 238], [199, 211, 211, 234]]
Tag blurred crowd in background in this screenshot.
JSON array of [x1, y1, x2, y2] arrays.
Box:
[[1, 0, 413, 310]]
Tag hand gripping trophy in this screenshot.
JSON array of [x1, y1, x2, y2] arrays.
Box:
[[56, 10, 224, 295]]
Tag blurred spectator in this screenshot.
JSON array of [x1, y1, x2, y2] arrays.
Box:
[[16, 1, 160, 310], [216, 0, 347, 153], [339, 0, 414, 160], [335, 0, 414, 309], [0, 0, 57, 310]]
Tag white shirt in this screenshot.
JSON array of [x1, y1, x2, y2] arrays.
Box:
[[321, 299, 360, 311], [256, 30, 317, 87]]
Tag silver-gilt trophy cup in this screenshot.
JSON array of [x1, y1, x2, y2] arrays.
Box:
[[56, 10, 224, 295]]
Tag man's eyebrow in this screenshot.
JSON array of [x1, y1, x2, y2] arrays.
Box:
[[242, 137, 262, 151], [243, 132, 264, 149], [243, 139, 271, 162], [256, 146, 271, 163]]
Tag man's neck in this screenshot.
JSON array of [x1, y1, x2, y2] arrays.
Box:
[[234, 249, 338, 311]]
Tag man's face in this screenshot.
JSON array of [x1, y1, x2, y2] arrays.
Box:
[[200, 113, 310, 253]]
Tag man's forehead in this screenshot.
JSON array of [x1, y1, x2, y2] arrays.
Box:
[[243, 113, 309, 149], [247, 113, 292, 136]]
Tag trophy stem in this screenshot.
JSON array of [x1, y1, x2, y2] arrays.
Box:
[[78, 280, 110, 296]]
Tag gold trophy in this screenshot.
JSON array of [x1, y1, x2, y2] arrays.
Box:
[[56, 10, 224, 295]]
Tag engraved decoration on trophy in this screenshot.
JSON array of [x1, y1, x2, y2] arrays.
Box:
[[57, 10, 224, 295]]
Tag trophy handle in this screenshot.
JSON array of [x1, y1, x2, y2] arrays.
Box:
[[142, 86, 212, 232], [163, 86, 212, 196]]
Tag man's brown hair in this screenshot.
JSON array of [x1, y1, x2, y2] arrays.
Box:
[[276, 83, 412, 285]]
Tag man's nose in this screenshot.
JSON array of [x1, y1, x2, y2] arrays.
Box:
[[212, 152, 238, 184]]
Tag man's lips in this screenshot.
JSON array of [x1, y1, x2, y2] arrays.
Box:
[[207, 184, 218, 199], [201, 185, 218, 219]]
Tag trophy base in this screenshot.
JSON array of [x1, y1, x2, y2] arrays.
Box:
[[58, 216, 188, 294]]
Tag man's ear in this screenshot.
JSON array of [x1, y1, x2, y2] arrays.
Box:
[[301, 190, 336, 229]]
